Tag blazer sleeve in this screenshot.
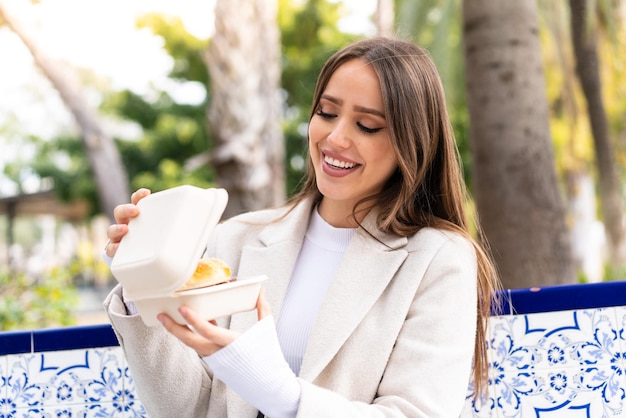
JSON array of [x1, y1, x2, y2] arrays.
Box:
[[104, 285, 214, 418], [296, 233, 478, 417]]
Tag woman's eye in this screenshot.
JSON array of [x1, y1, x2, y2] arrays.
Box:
[[315, 108, 335, 119], [315, 106, 382, 134], [357, 122, 382, 134]]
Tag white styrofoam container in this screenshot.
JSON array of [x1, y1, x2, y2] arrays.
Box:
[[109, 185, 266, 326], [134, 275, 268, 327], [110, 185, 228, 299]]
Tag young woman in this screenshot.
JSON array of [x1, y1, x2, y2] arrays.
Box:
[[104, 36, 500, 418]]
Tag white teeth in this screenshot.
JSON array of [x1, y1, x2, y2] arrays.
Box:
[[324, 155, 356, 169]]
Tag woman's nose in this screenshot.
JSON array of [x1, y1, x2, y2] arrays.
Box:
[[327, 119, 351, 148]]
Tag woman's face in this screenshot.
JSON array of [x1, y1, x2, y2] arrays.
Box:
[[309, 59, 398, 219]]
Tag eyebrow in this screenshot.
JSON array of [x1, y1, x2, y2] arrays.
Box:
[[320, 94, 385, 119]]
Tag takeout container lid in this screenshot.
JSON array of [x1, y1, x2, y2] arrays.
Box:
[[110, 185, 228, 301]]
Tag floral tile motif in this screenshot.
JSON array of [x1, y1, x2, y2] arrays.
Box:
[[1, 356, 7, 416], [2, 347, 146, 417], [460, 382, 497, 418], [2, 304, 626, 417], [6, 404, 125, 417], [462, 307, 626, 417], [117, 365, 146, 417], [614, 306, 626, 353]]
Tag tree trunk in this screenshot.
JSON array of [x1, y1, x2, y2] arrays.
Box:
[[0, 0, 130, 221], [207, 0, 285, 218], [569, 0, 625, 264], [462, 0, 576, 289], [376, 0, 395, 37]]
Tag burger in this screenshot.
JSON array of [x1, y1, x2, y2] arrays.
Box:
[[177, 257, 234, 291]]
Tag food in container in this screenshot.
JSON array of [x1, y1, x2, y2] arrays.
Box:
[[110, 185, 267, 326]]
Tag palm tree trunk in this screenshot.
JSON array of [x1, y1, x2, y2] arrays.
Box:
[[462, 0, 575, 288], [0, 1, 129, 221], [376, 0, 395, 37], [569, 0, 625, 264], [207, 0, 285, 218]]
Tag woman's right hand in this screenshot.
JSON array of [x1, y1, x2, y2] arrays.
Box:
[[105, 188, 151, 258]]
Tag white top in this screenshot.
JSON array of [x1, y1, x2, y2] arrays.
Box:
[[276, 206, 355, 374]]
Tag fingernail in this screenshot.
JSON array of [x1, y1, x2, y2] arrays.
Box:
[[157, 314, 165, 324], [178, 306, 188, 316]]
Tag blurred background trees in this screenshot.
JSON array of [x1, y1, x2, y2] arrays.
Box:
[[207, 0, 285, 217], [0, 0, 625, 328], [0, 0, 129, 220], [395, 0, 626, 288], [569, 0, 625, 266], [462, 0, 576, 288]]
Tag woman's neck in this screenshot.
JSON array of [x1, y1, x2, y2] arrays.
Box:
[[317, 198, 368, 228]]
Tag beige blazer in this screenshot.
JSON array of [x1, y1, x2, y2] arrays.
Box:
[[105, 197, 478, 418]]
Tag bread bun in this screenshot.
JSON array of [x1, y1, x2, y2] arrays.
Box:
[[177, 258, 232, 291]]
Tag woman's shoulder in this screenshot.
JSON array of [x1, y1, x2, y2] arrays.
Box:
[[405, 226, 474, 254], [402, 227, 478, 285], [223, 204, 292, 225], [209, 201, 311, 255], [216, 202, 304, 239]]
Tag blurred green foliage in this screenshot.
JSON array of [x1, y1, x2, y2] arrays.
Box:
[[279, 0, 357, 194], [3, 1, 624, 316], [0, 0, 360, 330], [105, 13, 215, 195], [0, 265, 79, 330], [9, 0, 358, 210], [5, 0, 625, 213]]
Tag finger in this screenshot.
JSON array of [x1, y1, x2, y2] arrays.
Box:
[[179, 305, 239, 347], [113, 203, 140, 225], [158, 312, 222, 356], [131, 188, 151, 205], [106, 224, 129, 244], [256, 287, 272, 320], [105, 240, 119, 258], [105, 224, 129, 257]]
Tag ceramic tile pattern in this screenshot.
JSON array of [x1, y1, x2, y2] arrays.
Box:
[[460, 306, 626, 418], [2, 305, 626, 416], [1, 346, 147, 417]]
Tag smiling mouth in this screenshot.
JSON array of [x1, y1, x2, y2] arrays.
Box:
[[324, 154, 358, 169]]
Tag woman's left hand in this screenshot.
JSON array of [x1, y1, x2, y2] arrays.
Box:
[[157, 288, 271, 357]]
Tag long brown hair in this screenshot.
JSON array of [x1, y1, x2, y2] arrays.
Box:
[[289, 36, 501, 397]]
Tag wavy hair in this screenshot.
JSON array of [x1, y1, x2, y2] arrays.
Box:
[[288, 36, 500, 397]]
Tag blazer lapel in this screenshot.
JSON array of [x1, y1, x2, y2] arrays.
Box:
[[224, 200, 314, 417], [227, 199, 315, 334], [298, 211, 408, 382]]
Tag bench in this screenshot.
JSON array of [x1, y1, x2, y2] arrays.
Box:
[[2, 280, 625, 416]]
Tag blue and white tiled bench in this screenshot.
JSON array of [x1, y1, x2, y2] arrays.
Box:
[[461, 280, 626, 418], [2, 280, 626, 417], [0, 324, 145, 417]]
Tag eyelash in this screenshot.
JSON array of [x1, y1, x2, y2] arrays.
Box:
[[315, 108, 334, 119], [315, 108, 382, 134], [358, 123, 381, 134]]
